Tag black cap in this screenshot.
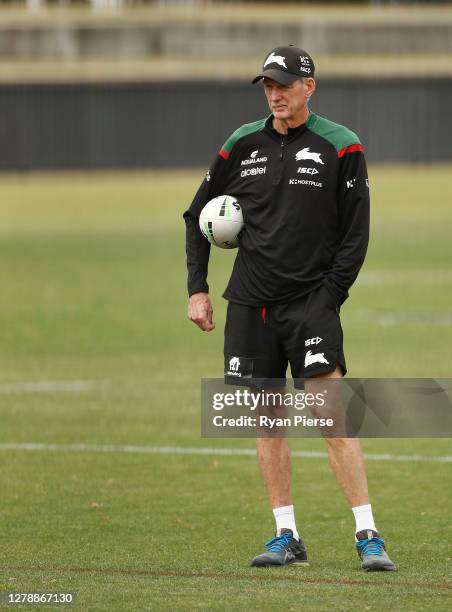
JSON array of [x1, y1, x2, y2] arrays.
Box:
[[252, 45, 315, 86]]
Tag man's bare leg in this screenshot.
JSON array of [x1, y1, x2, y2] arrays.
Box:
[[255, 373, 369, 514], [255, 388, 293, 509], [256, 436, 293, 508], [254, 389, 302, 545], [252, 393, 308, 566], [311, 365, 370, 508], [306, 366, 397, 571]]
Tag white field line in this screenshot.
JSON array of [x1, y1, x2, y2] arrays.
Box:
[[0, 380, 100, 394], [358, 270, 452, 285], [0, 442, 451, 463], [345, 309, 452, 327]]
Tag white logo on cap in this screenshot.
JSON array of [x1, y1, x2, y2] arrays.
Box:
[[264, 52, 288, 69], [299, 56, 311, 74]]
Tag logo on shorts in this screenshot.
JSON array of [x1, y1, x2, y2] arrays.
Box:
[[305, 350, 329, 368], [229, 356, 240, 372], [225, 355, 253, 379], [305, 337, 322, 347]]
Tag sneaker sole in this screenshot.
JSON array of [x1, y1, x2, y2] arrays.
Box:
[[363, 563, 397, 572], [251, 560, 309, 568]]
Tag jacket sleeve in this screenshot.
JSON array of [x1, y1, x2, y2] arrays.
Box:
[[183, 154, 229, 297], [324, 149, 370, 306]]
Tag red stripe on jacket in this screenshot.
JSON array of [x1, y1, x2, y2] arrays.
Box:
[[337, 144, 364, 158]]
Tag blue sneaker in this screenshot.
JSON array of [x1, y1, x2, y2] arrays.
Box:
[[356, 529, 397, 572], [251, 528, 308, 567]]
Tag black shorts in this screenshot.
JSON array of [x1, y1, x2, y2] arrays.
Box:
[[224, 285, 346, 386]]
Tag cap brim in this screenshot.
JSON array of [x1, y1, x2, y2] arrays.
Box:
[[252, 69, 299, 86]]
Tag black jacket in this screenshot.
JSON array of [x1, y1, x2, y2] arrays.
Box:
[[184, 111, 370, 307]]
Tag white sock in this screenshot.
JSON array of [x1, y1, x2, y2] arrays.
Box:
[[273, 504, 300, 540], [352, 503, 377, 535]]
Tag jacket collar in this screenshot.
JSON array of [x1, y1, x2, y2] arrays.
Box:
[[264, 112, 313, 141]]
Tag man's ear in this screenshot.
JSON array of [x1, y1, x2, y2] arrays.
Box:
[[305, 77, 316, 99]]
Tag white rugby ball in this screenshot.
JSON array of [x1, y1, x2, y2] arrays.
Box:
[[199, 195, 243, 249]]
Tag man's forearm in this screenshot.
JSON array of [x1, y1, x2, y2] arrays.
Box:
[[184, 211, 211, 296], [324, 228, 369, 305]]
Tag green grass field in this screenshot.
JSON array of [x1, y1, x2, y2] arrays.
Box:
[[0, 167, 451, 611]]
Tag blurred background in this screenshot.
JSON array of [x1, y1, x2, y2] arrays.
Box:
[[1, 0, 452, 168]]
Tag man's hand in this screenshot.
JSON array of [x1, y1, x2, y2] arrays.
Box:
[[188, 292, 215, 332]]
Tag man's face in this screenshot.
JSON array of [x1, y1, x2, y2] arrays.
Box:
[[263, 78, 310, 122]]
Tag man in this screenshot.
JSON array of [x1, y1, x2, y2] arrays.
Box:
[[184, 45, 396, 572]]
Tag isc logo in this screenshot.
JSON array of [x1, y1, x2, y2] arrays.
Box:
[[297, 167, 319, 175], [305, 336, 322, 347]]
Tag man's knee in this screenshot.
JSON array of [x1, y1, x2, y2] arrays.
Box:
[[305, 366, 346, 435], [256, 387, 288, 436]]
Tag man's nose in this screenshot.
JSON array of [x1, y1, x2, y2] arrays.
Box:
[[270, 89, 282, 102]]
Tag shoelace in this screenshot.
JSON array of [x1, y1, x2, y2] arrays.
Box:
[[357, 536, 385, 556], [265, 532, 293, 552]]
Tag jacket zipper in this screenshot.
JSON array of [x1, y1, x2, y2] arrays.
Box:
[[280, 135, 285, 160], [273, 134, 286, 186]]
